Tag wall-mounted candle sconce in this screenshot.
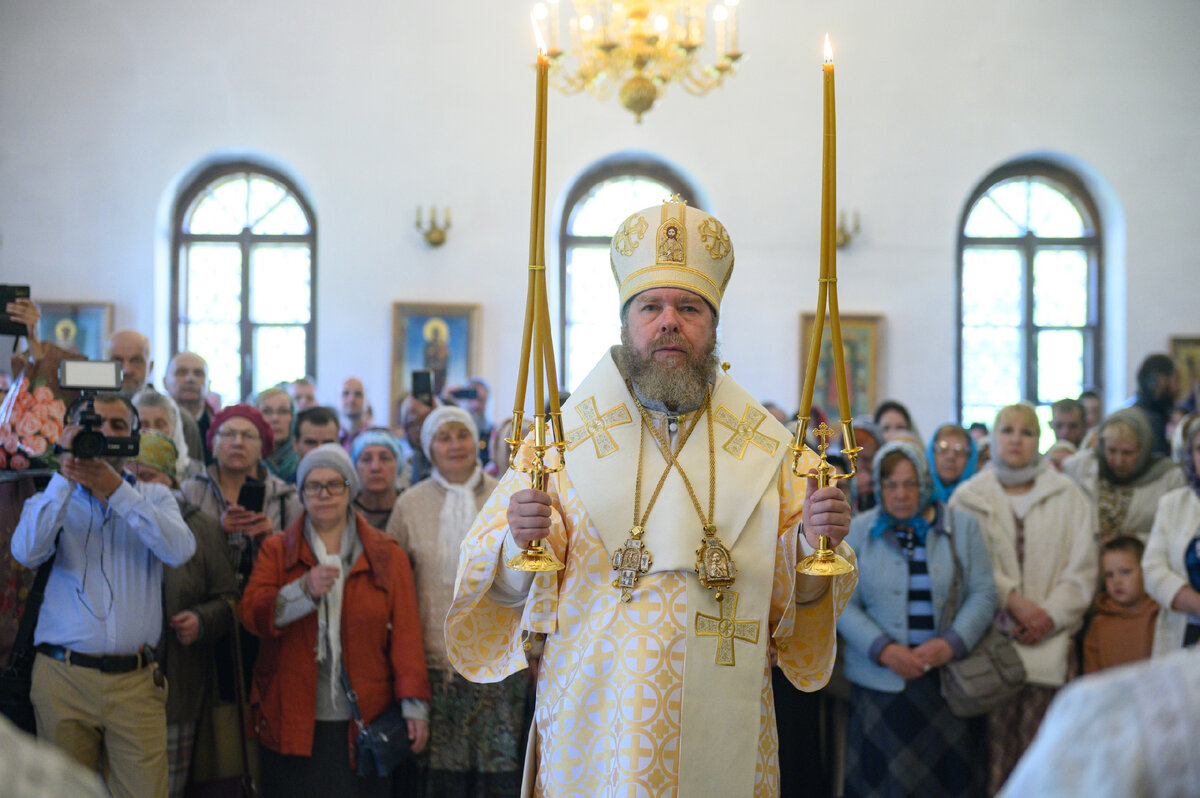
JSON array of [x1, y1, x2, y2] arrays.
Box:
[[416, 206, 451, 247], [836, 210, 860, 249]]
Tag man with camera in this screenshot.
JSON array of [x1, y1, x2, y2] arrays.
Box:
[[11, 390, 195, 798]]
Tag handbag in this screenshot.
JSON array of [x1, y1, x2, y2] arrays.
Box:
[[339, 661, 414, 778], [185, 598, 255, 798], [938, 511, 1026, 718]]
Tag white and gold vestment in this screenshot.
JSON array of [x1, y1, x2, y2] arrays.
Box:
[[446, 351, 856, 797]]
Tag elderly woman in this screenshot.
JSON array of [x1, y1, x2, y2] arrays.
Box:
[[386, 406, 526, 796], [240, 445, 430, 798], [350, 430, 405, 529], [1143, 415, 1200, 654], [124, 432, 238, 798], [1062, 407, 1185, 545], [949, 403, 1096, 793], [133, 389, 204, 482], [181, 404, 302, 587], [839, 440, 997, 797], [255, 386, 299, 484], [928, 423, 979, 504]]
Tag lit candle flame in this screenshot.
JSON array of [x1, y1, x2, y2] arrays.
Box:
[[823, 34, 833, 64], [532, 11, 548, 55]]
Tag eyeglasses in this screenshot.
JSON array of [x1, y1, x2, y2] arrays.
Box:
[[934, 441, 970, 456], [217, 429, 261, 442], [881, 479, 919, 492], [260, 407, 292, 417], [302, 479, 350, 497]]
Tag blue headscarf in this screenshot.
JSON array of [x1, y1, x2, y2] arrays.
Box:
[[927, 423, 978, 504], [870, 439, 935, 542], [350, 429, 404, 466]]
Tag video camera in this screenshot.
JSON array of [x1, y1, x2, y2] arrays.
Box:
[[58, 361, 140, 458]]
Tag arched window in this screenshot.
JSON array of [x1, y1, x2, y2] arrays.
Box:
[[957, 160, 1102, 445], [558, 158, 697, 390], [171, 162, 316, 404]]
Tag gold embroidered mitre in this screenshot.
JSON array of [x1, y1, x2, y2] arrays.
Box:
[[610, 199, 735, 313]]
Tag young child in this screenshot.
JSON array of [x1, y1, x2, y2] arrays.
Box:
[[1082, 536, 1159, 673]]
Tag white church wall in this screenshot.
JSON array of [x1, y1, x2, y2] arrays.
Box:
[[1, 0, 1197, 435]]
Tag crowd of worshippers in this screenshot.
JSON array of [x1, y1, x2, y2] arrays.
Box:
[[763, 351, 1199, 798], [5, 295, 1200, 798]]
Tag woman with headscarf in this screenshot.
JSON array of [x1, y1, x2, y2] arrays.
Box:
[[255, 386, 299, 484], [124, 432, 238, 798], [1062, 407, 1185, 545], [181, 404, 302, 588], [928, 423, 979, 505], [949, 403, 1096, 793], [351, 430, 405, 530], [839, 440, 997, 797], [133, 389, 204, 482], [386, 406, 526, 797], [240, 444, 430, 798], [850, 419, 885, 513], [1143, 415, 1200, 655]]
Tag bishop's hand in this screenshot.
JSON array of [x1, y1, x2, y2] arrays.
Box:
[[800, 477, 851, 551], [507, 488, 553, 549]]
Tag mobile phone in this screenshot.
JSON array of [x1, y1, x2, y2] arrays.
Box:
[[0, 285, 31, 337], [237, 479, 266, 513], [411, 370, 434, 407]]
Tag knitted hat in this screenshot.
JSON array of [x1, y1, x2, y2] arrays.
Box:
[[350, 429, 403, 466], [420, 405, 478, 462], [207, 404, 275, 457], [610, 199, 735, 315], [134, 430, 179, 487], [296, 442, 359, 498]]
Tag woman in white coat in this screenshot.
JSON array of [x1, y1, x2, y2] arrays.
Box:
[[949, 403, 1096, 795], [1143, 415, 1200, 655]]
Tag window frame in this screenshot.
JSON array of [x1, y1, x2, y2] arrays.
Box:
[[557, 157, 698, 385], [170, 161, 318, 402], [955, 159, 1103, 424]]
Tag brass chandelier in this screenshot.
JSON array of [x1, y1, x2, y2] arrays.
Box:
[[532, 0, 744, 122]]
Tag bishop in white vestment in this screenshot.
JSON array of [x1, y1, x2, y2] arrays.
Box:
[[446, 201, 857, 797]]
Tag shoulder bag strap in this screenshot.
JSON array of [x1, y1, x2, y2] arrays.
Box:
[[937, 509, 964, 635], [339, 656, 366, 733], [7, 527, 62, 672], [223, 596, 254, 797]]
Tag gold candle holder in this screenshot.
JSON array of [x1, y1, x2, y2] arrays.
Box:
[[792, 35, 856, 578], [507, 30, 566, 573]]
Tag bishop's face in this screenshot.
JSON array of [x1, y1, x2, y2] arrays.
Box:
[[620, 288, 717, 411], [623, 288, 715, 367]]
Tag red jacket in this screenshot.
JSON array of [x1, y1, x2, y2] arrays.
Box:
[[239, 512, 431, 758]]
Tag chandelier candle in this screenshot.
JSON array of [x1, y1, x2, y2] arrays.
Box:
[[791, 35, 858, 577]]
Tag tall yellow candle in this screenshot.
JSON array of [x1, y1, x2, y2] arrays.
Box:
[[514, 42, 549, 418], [820, 35, 852, 422]]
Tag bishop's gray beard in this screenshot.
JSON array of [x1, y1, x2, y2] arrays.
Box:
[[615, 330, 718, 413]]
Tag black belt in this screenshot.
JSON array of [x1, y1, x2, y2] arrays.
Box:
[[36, 644, 148, 673]]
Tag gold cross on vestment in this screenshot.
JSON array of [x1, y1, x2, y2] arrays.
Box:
[[565, 397, 632, 458], [694, 590, 759, 666], [714, 404, 781, 459]]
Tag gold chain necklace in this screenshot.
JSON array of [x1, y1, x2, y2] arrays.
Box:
[[610, 391, 705, 602], [610, 385, 738, 601]]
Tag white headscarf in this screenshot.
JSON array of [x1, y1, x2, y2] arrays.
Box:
[[422, 405, 484, 586]]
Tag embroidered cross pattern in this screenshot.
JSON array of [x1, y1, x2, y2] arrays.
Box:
[[565, 397, 632, 458], [694, 590, 759, 666], [713, 404, 780, 459]]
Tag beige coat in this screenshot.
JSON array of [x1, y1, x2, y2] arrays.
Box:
[[950, 465, 1097, 686], [1142, 486, 1200, 657], [1062, 449, 1185, 543]]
